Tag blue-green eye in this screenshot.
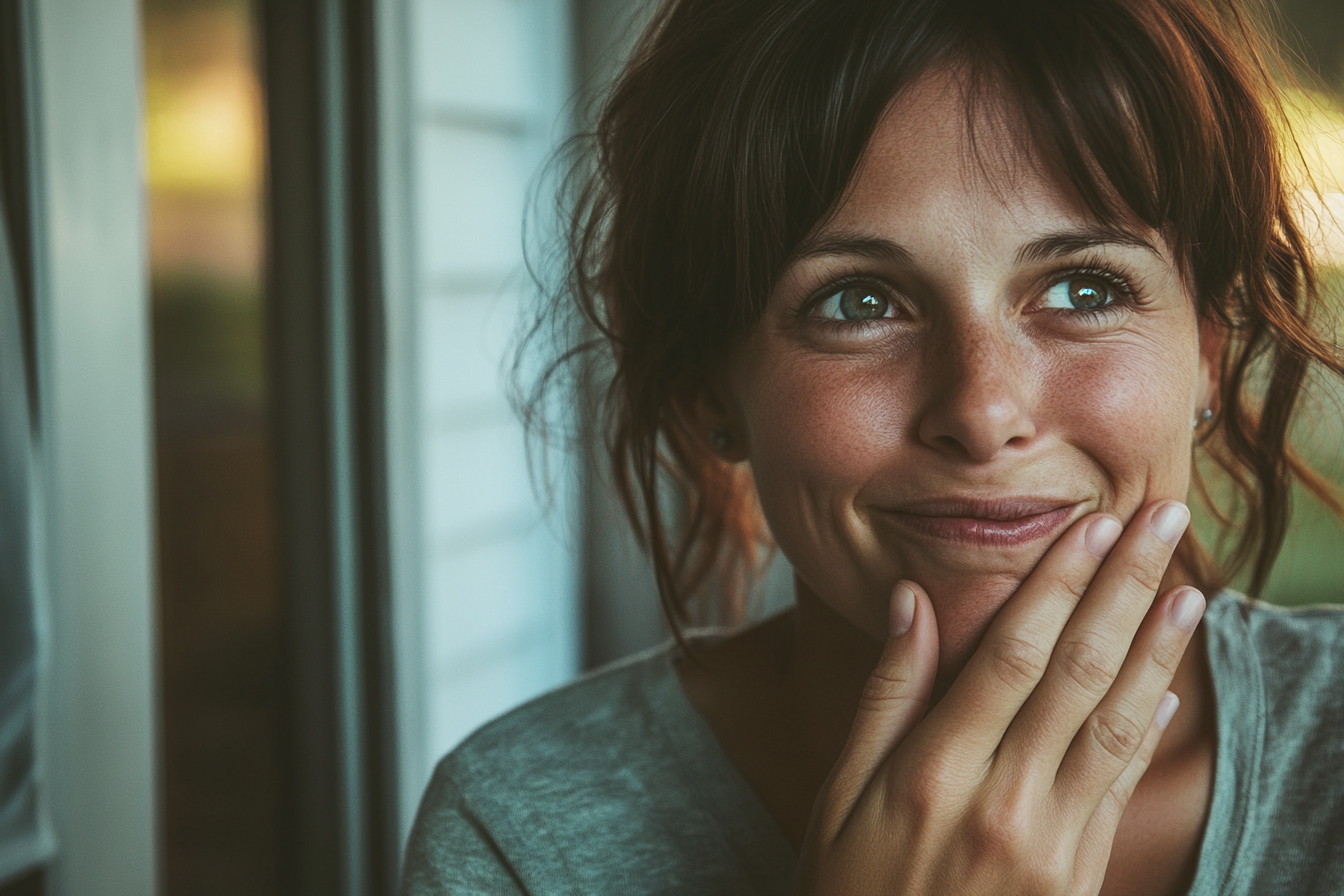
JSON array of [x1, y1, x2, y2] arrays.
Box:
[[815, 284, 894, 321], [1042, 275, 1118, 312]]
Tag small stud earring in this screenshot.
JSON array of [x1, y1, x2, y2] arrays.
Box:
[[710, 426, 731, 452], [1193, 407, 1214, 430]]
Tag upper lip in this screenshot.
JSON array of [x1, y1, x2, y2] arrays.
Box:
[[884, 497, 1078, 520]]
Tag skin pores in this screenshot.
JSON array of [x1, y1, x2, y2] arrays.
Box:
[[723, 68, 1218, 682]]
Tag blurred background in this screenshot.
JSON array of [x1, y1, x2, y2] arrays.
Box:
[[0, 1, 1341, 895]]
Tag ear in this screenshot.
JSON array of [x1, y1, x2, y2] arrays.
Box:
[[675, 382, 750, 463], [1196, 312, 1226, 415]]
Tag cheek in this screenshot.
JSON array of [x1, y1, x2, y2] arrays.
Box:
[[1044, 336, 1197, 505], [735, 351, 914, 622], [739, 354, 910, 515]]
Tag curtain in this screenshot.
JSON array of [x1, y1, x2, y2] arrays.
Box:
[[0, 160, 45, 886]]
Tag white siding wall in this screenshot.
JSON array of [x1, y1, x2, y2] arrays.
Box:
[[380, 0, 579, 844]]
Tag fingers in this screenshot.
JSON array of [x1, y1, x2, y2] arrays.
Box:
[[819, 581, 939, 830], [1071, 691, 1179, 883], [997, 501, 1190, 769], [1051, 585, 1203, 809], [917, 510, 1123, 758]]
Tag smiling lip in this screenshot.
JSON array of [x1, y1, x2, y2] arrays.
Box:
[[881, 498, 1078, 547]]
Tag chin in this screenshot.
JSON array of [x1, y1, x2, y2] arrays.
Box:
[[922, 571, 1026, 683]]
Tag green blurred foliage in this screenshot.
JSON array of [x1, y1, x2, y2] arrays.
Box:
[[1192, 268, 1344, 605]]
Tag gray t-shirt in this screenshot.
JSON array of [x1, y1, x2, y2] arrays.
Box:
[[400, 592, 1344, 894]]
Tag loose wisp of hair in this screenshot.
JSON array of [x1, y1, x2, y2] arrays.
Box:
[[516, 0, 1344, 635]]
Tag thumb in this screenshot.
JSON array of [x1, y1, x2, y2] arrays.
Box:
[[825, 581, 940, 822]]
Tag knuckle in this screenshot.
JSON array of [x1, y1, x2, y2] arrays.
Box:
[[1090, 777, 1136, 837], [1030, 845, 1075, 893], [986, 636, 1050, 689], [1125, 549, 1168, 595], [1148, 633, 1185, 677], [967, 794, 1034, 860], [901, 754, 959, 813], [857, 665, 917, 714], [1057, 638, 1116, 697], [1086, 708, 1147, 762], [1044, 569, 1089, 605], [970, 793, 1073, 891], [1101, 776, 1134, 817]]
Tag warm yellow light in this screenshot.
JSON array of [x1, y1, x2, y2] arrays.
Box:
[[145, 62, 261, 194], [1282, 90, 1344, 267]]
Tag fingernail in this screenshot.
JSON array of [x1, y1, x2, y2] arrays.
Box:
[[890, 583, 916, 638], [1169, 587, 1206, 633], [1150, 502, 1190, 545], [1154, 691, 1180, 730], [1084, 516, 1123, 558]]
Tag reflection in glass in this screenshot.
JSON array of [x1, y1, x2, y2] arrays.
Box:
[[143, 1, 283, 893]]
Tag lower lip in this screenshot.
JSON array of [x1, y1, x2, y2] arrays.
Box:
[[884, 505, 1075, 547]]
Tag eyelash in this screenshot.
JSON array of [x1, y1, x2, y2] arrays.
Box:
[[799, 257, 1146, 329], [798, 272, 902, 331], [1044, 257, 1144, 323]]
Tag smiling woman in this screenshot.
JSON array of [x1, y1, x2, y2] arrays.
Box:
[[400, 1, 1344, 894]]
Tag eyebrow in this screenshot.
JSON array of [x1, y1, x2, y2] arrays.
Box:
[[788, 234, 914, 267], [1013, 227, 1161, 265], [787, 225, 1161, 269]]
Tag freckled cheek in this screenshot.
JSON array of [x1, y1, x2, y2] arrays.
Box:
[[1044, 346, 1196, 506], [741, 359, 913, 520]]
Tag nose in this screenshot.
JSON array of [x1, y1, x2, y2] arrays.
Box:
[[916, 323, 1036, 463]]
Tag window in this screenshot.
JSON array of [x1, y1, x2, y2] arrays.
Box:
[[378, 0, 581, 841]]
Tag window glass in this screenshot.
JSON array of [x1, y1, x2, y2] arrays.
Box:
[[143, 1, 284, 892]]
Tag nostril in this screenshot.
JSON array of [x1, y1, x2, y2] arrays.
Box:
[[929, 432, 982, 462], [918, 396, 1037, 463]]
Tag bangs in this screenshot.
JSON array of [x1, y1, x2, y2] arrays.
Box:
[[946, 0, 1279, 315], [640, 0, 1281, 325], [945, 0, 1277, 303]]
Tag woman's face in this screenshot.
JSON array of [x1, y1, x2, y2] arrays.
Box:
[[723, 68, 1219, 677]]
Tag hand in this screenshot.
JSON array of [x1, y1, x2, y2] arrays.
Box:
[[794, 501, 1204, 896]]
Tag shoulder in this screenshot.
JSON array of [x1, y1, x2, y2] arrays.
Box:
[[1206, 591, 1344, 722], [1199, 593, 1344, 890], [402, 645, 769, 894], [431, 644, 688, 839], [1227, 590, 1344, 641], [1208, 591, 1344, 689]]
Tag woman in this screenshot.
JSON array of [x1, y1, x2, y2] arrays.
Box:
[[401, 0, 1344, 893]]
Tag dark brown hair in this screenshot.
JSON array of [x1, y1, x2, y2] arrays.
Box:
[[526, 0, 1344, 631]]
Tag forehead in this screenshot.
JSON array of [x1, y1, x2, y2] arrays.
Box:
[[830, 66, 1098, 246]]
